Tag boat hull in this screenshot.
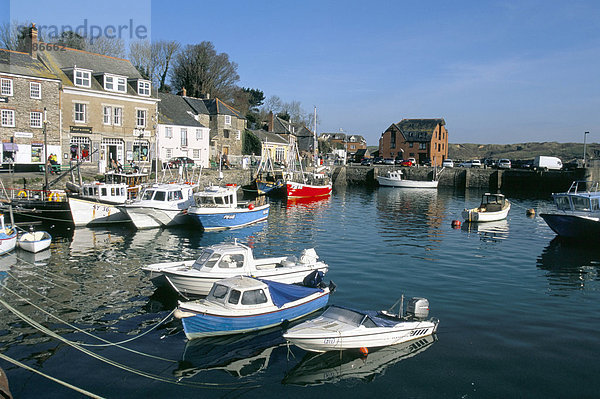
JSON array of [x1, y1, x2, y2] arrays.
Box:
[[17, 232, 51, 253], [377, 176, 438, 188], [540, 213, 600, 239], [4, 198, 73, 228], [119, 206, 187, 229], [462, 204, 510, 222], [187, 204, 270, 231], [69, 198, 128, 227], [285, 182, 332, 198], [0, 231, 17, 255], [180, 292, 329, 339]]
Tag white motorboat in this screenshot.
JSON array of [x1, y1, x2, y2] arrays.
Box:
[[377, 170, 438, 188], [462, 193, 511, 222], [143, 241, 329, 296], [118, 182, 196, 229], [17, 230, 51, 253], [174, 276, 332, 339], [0, 214, 17, 256], [283, 297, 439, 353]]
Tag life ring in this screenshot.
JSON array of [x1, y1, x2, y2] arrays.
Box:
[[48, 192, 61, 202], [17, 190, 27, 198]]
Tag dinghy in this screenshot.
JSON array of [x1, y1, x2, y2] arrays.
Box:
[[18, 230, 51, 253]]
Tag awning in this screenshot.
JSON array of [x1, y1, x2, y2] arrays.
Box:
[[2, 142, 18, 152]]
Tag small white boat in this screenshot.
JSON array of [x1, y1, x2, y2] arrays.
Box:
[[17, 230, 51, 253], [0, 214, 17, 256], [143, 241, 329, 296], [118, 182, 197, 229], [283, 297, 439, 353], [462, 193, 511, 222], [377, 170, 438, 188], [174, 276, 332, 339]]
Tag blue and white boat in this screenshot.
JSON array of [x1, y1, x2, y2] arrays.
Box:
[[540, 180, 600, 239], [0, 214, 17, 255], [174, 276, 332, 339], [186, 185, 270, 231]]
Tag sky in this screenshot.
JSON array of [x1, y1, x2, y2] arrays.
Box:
[[2, 0, 599, 145]]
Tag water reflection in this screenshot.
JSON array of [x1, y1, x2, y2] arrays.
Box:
[[537, 237, 600, 293], [461, 220, 509, 242], [282, 335, 437, 386]]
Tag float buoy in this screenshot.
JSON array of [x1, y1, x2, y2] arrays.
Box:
[[526, 208, 535, 217], [359, 347, 369, 356], [17, 190, 27, 198], [451, 220, 461, 228], [248, 203, 255, 210]]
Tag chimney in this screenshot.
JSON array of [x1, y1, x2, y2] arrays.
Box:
[[27, 23, 38, 59], [204, 93, 210, 99], [268, 111, 274, 132], [182, 87, 187, 96]]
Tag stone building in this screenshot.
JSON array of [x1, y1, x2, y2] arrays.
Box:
[[379, 119, 448, 166]]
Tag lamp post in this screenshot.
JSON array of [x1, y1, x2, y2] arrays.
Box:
[[583, 131, 589, 167]]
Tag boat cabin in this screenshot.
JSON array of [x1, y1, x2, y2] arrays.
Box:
[[81, 183, 128, 204], [553, 181, 600, 212], [480, 193, 507, 212], [191, 245, 249, 272], [139, 184, 194, 207], [206, 277, 272, 309], [104, 171, 149, 200], [194, 186, 239, 208]]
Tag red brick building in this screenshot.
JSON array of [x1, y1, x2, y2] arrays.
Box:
[[379, 119, 448, 166]]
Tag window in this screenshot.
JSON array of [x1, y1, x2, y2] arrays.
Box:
[[137, 80, 150, 96], [74, 68, 91, 87], [154, 191, 166, 201], [390, 131, 396, 149], [180, 128, 188, 147], [133, 140, 149, 161], [419, 142, 427, 150], [228, 290, 241, 305], [70, 137, 91, 161], [195, 129, 202, 140], [103, 106, 112, 125], [236, 130, 241, 140], [104, 74, 127, 93], [166, 148, 172, 159], [165, 126, 172, 138], [241, 289, 268, 305], [136, 109, 147, 128], [30, 111, 42, 128], [223, 129, 230, 139], [1, 109, 15, 127], [113, 107, 122, 126], [74, 103, 86, 122], [30, 82, 41, 99], [276, 148, 285, 162], [193, 149, 199, 158], [210, 284, 229, 300], [409, 142, 413, 148], [1, 78, 13, 96], [224, 115, 231, 125]]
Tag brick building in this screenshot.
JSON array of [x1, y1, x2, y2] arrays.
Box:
[[379, 119, 448, 166]]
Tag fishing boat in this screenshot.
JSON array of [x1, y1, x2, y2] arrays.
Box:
[[283, 297, 439, 353], [540, 180, 600, 239], [174, 275, 333, 339], [143, 241, 329, 296], [118, 182, 196, 229], [0, 214, 17, 255], [462, 193, 511, 222], [186, 184, 270, 231], [377, 170, 439, 188], [67, 171, 149, 227], [17, 230, 51, 253]]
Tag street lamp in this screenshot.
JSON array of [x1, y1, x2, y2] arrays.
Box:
[[583, 131, 589, 167]]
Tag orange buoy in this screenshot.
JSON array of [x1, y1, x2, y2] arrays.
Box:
[[451, 220, 461, 228], [526, 208, 535, 217], [359, 347, 369, 356], [248, 203, 255, 210]]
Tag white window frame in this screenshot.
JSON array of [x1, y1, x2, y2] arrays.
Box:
[[165, 148, 172, 159], [30, 111, 43, 128], [74, 103, 86, 123], [164, 126, 172, 138], [224, 115, 231, 125], [236, 130, 241, 140], [103, 106, 112, 125], [196, 129, 203, 140], [74, 68, 92, 88], [1, 109, 15, 127], [193, 149, 200, 158], [30, 82, 41, 99], [180, 128, 188, 147], [137, 80, 151, 96], [104, 74, 127, 93], [113, 107, 122, 126], [136, 109, 147, 128], [1, 78, 13, 96]]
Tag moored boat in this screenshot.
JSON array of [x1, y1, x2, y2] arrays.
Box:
[[0, 214, 17, 256], [377, 170, 438, 189], [462, 193, 510, 222], [540, 180, 600, 239], [174, 275, 332, 339], [17, 230, 51, 253]]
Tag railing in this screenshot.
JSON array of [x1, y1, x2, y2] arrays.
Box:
[[0, 187, 68, 202]]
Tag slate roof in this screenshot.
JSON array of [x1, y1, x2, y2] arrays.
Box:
[[183, 96, 244, 119], [158, 92, 206, 127], [393, 119, 445, 142], [249, 129, 289, 145], [0, 49, 59, 80]]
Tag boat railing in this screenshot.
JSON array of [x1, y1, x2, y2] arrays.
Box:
[[0, 187, 68, 202], [567, 180, 599, 194]]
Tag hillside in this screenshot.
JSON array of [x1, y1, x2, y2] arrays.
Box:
[[447, 142, 599, 162]]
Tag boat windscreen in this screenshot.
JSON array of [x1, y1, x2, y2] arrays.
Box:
[[192, 251, 219, 270], [321, 306, 365, 327], [259, 279, 323, 308]]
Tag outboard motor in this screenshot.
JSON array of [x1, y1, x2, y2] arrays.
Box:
[[406, 297, 430, 320], [302, 270, 324, 288]]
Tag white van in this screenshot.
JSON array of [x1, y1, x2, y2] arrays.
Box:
[[534, 156, 562, 171]]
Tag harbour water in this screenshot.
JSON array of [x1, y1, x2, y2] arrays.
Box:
[[0, 185, 599, 398]]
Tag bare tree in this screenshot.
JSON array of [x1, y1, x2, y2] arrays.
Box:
[[0, 20, 36, 51], [85, 36, 126, 58], [129, 40, 180, 91], [154, 40, 179, 92]]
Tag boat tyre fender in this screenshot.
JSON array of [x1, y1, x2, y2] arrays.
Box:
[[17, 190, 27, 198]]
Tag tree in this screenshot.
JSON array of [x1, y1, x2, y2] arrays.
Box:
[[0, 21, 36, 52], [129, 40, 179, 91], [170, 41, 240, 101], [242, 130, 262, 155], [85, 36, 126, 58], [52, 31, 86, 50]]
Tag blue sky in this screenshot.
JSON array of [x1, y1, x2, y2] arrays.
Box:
[[3, 0, 599, 145]]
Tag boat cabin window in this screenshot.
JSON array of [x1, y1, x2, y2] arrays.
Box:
[[228, 289, 241, 304], [572, 196, 591, 211], [154, 191, 166, 201], [142, 190, 155, 200], [168, 191, 183, 201], [360, 315, 378, 328], [198, 196, 214, 205], [209, 284, 229, 300], [555, 196, 571, 211], [192, 251, 220, 270], [101, 188, 108, 196], [214, 196, 225, 205], [592, 198, 600, 211], [241, 289, 268, 305], [218, 254, 244, 268], [322, 307, 364, 327]]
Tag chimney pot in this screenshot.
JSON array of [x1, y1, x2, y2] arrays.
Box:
[[27, 23, 38, 59], [182, 87, 187, 96]]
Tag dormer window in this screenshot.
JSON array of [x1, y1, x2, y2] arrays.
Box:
[[137, 80, 151, 96], [74, 68, 92, 88], [104, 74, 127, 93]]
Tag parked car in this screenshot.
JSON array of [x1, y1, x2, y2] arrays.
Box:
[[383, 158, 395, 165], [459, 160, 482, 168], [484, 159, 497, 168], [533, 156, 562, 171], [407, 157, 417, 166], [442, 159, 454, 168], [360, 158, 373, 166], [498, 159, 511, 169], [165, 156, 195, 168], [400, 159, 413, 167], [373, 157, 384, 165]]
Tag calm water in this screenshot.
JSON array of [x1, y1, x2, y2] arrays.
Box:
[[1, 186, 599, 398]]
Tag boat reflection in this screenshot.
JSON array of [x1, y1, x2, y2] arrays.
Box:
[[69, 227, 127, 257], [537, 237, 600, 292], [174, 327, 286, 379], [285, 195, 331, 211], [16, 248, 51, 266], [0, 252, 18, 284], [461, 219, 509, 242], [283, 334, 437, 386], [376, 186, 443, 234]]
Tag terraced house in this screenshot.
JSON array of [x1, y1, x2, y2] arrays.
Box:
[[379, 118, 448, 166], [0, 39, 61, 169], [28, 26, 160, 172]]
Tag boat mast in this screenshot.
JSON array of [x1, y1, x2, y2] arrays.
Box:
[[313, 106, 318, 168]]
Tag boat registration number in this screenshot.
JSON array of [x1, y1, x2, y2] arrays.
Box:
[[323, 338, 337, 345], [223, 215, 235, 219]]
